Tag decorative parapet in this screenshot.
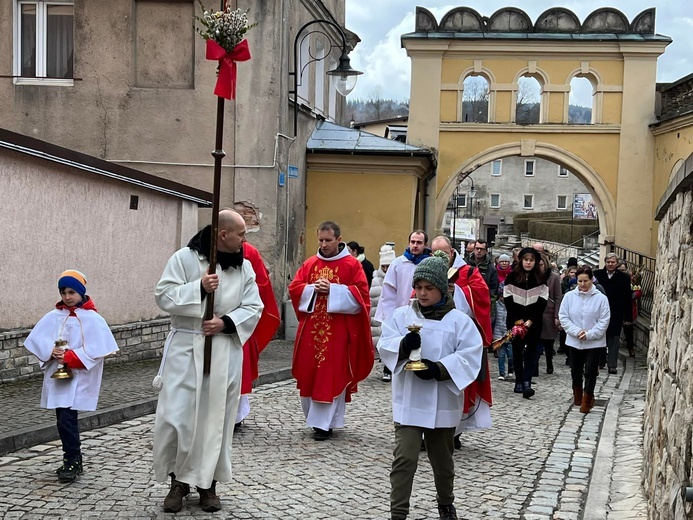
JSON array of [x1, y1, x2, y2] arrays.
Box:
[[655, 152, 693, 222], [412, 6, 660, 37]]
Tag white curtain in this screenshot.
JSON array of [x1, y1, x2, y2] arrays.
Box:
[[46, 5, 73, 78]]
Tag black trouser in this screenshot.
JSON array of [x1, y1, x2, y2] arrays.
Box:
[[623, 324, 634, 349], [56, 408, 81, 461], [570, 348, 600, 395], [537, 339, 555, 372], [512, 338, 537, 383]]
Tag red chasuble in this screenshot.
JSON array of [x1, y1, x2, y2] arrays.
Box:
[[451, 265, 493, 411], [241, 244, 281, 395], [289, 251, 373, 403]]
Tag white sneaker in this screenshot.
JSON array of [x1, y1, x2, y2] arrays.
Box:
[[498, 375, 506, 381]]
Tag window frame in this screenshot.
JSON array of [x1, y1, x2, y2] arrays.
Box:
[[524, 159, 536, 177], [557, 195, 568, 210], [457, 193, 467, 208], [489, 193, 501, 209], [491, 159, 502, 176], [522, 194, 534, 210], [558, 165, 569, 178], [13, 0, 75, 86]]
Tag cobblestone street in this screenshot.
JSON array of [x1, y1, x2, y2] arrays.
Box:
[[0, 352, 646, 520]]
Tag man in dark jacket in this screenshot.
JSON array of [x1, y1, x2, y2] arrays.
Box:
[[467, 240, 499, 311], [594, 253, 633, 375]]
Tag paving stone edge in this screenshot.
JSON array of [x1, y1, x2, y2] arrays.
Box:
[[0, 367, 293, 456]]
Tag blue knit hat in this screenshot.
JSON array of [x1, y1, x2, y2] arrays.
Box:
[[58, 269, 87, 298]]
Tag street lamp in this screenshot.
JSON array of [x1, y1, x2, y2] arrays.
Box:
[[468, 178, 477, 200], [289, 19, 363, 137]]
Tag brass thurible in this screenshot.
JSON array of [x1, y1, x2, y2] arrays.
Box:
[[51, 339, 73, 380]]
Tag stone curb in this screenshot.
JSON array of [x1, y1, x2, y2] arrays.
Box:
[[582, 348, 633, 519], [0, 367, 293, 456]]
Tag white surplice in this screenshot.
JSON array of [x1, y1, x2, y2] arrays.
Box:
[[24, 308, 119, 411], [378, 307, 483, 429], [373, 255, 417, 323], [153, 248, 263, 489]]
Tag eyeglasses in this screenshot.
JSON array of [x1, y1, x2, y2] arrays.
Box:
[[474, 247, 486, 251]]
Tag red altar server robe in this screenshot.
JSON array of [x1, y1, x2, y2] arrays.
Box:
[[241, 244, 281, 395], [289, 247, 374, 403], [450, 263, 493, 413]]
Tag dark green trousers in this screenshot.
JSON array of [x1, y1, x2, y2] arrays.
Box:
[[390, 423, 455, 520]]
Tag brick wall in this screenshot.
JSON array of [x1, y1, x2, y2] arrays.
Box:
[[0, 318, 170, 383]]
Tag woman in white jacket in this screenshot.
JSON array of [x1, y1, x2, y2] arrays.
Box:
[[559, 266, 611, 414]]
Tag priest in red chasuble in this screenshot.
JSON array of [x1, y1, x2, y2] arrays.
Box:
[[431, 236, 493, 443], [289, 221, 373, 441], [236, 242, 281, 427]]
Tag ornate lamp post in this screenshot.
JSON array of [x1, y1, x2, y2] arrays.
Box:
[[289, 19, 362, 137]]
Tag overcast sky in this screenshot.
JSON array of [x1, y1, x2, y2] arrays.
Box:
[[345, 0, 692, 102]]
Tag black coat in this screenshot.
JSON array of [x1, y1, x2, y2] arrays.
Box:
[[503, 271, 548, 344], [593, 269, 633, 336]]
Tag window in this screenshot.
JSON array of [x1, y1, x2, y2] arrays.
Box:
[[491, 160, 502, 176], [516, 75, 541, 124], [524, 160, 535, 177], [490, 193, 501, 208], [15, 1, 74, 84], [558, 166, 569, 177], [456, 193, 467, 208], [461, 75, 489, 123], [557, 195, 568, 210], [523, 194, 534, 209], [314, 39, 326, 115]]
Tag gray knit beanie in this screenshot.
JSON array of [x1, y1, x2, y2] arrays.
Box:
[[412, 252, 449, 295]]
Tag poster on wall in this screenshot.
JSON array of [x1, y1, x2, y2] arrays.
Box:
[[452, 218, 479, 240], [573, 194, 598, 219]]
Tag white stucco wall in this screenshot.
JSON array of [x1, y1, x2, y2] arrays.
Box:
[[0, 150, 196, 329]]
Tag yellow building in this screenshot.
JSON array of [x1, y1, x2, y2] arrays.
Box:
[[402, 6, 672, 257]]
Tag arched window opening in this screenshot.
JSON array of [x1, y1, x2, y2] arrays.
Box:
[[516, 76, 541, 124], [569, 76, 593, 124], [462, 75, 489, 123]]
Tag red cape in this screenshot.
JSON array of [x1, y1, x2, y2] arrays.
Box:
[[289, 252, 373, 403], [451, 264, 493, 411], [241, 244, 281, 394]]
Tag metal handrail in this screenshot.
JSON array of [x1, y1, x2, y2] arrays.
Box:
[[549, 229, 601, 257]]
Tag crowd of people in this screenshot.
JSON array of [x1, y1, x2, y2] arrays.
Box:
[[21, 213, 644, 519]]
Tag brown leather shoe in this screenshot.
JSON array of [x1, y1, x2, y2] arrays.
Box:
[[572, 385, 583, 406], [198, 481, 221, 512], [163, 479, 189, 513]]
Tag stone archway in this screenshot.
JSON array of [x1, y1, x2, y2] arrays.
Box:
[[435, 140, 616, 244]]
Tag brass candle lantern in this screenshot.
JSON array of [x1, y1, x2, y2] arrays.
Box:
[[51, 339, 73, 380]]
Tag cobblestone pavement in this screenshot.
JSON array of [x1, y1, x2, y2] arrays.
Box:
[[0, 349, 648, 520], [0, 340, 294, 439]]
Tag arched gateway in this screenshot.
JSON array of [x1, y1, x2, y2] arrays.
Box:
[[402, 6, 671, 256]]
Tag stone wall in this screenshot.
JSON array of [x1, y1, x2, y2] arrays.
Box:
[[0, 319, 170, 383], [643, 157, 693, 519], [658, 73, 693, 121]]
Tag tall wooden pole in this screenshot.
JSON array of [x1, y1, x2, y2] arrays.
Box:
[[203, 0, 228, 376]]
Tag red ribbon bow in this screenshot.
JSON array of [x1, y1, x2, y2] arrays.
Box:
[[205, 39, 251, 100]]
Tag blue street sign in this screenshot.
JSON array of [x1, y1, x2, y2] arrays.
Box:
[[279, 171, 285, 187], [288, 165, 299, 179]]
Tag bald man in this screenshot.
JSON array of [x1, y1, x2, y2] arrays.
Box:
[[153, 210, 263, 513]]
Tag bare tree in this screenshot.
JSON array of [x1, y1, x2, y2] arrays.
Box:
[[462, 76, 489, 123], [516, 77, 540, 124], [370, 85, 384, 120]]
